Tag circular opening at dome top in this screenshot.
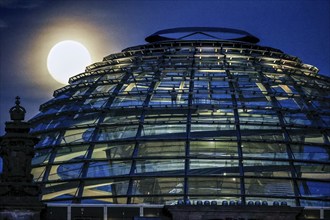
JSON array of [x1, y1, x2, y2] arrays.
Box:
[[145, 27, 260, 44]]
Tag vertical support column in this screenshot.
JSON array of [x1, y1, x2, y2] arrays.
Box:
[[76, 70, 134, 203], [42, 79, 99, 186], [41, 131, 64, 183], [286, 73, 330, 149], [226, 69, 245, 205], [140, 206, 144, 217], [184, 49, 196, 203], [67, 205, 71, 220], [320, 208, 324, 220], [127, 68, 162, 204], [104, 205, 107, 220], [257, 71, 301, 206]]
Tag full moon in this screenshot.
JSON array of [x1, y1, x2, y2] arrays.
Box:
[[47, 40, 92, 84]]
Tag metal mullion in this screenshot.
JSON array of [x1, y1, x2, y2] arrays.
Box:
[[74, 76, 118, 203], [104, 70, 137, 109], [42, 76, 102, 184], [69, 77, 104, 109], [225, 69, 246, 205], [74, 131, 98, 203], [286, 73, 330, 145], [41, 130, 66, 183], [127, 62, 164, 204], [257, 71, 301, 206], [75, 69, 136, 203], [285, 73, 330, 201], [41, 130, 85, 203], [184, 49, 196, 203]]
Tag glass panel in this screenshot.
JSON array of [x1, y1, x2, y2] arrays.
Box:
[[195, 134, 237, 141], [31, 166, 46, 181], [61, 128, 94, 144], [131, 177, 184, 195], [300, 200, 330, 207], [239, 109, 279, 124], [87, 161, 131, 177], [149, 92, 175, 106], [92, 143, 135, 159], [188, 177, 240, 195], [298, 180, 330, 196], [112, 95, 144, 107], [277, 97, 300, 109], [91, 84, 116, 94], [244, 160, 292, 177], [134, 159, 184, 175], [190, 129, 237, 140], [288, 128, 325, 144], [191, 123, 235, 132], [42, 105, 62, 116], [295, 162, 330, 180], [71, 112, 100, 127], [48, 162, 83, 181], [284, 112, 313, 126], [103, 114, 140, 125], [191, 109, 235, 123], [33, 148, 52, 165], [97, 125, 138, 141], [137, 141, 185, 157], [53, 145, 89, 162], [245, 178, 294, 196], [82, 179, 129, 203], [304, 134, 325, 144], [42, 181, 79, 201], [141, 124, 186, 137], [130, 196, 183, 205], [31, 118, 63, 132], [72, 86, 89, 96], [83, 97, 108, 109], [189, 159, 239, 175], [240, 129, 284, 142], [36, 132, 60, 147], [320, 115, 330, 126], [99, 73, 124, 80], [143, 113, 187, 123], [190, 141, 238, 157], [242, 142, 288, 159], [291, 144, 329, 161], [58, 101, 81, 112]]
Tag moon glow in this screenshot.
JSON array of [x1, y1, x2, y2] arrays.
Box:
[[47, 40, 92, 84]]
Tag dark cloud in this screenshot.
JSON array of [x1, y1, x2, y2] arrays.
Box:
[[0, 0, 44, 9], [0, 19, 7, 28]]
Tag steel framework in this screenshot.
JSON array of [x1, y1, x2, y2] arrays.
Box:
[[30, 28, 330, 207]]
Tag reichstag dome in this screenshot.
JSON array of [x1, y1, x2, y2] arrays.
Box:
[[30, 28, 330, 207]]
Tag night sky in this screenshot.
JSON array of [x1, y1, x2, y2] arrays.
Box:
[[0, 0, 329, 135]]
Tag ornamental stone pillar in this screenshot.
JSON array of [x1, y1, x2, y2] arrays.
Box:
[[0, 97, 44, 220]]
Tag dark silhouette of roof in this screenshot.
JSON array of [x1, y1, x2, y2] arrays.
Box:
[[145, 27, 260, 43]]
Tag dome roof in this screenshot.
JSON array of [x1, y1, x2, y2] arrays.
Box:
[[30, 28, 330, 206], [145, 27, 260, 43]]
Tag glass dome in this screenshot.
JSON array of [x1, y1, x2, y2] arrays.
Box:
[[30, 28, 330, 207]]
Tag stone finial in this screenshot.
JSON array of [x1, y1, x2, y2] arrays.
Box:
[[9, 96, 26, 122]]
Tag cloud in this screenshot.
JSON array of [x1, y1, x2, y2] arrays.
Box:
[[0, 19, 7, 28], [0, 0, 44, 9]]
